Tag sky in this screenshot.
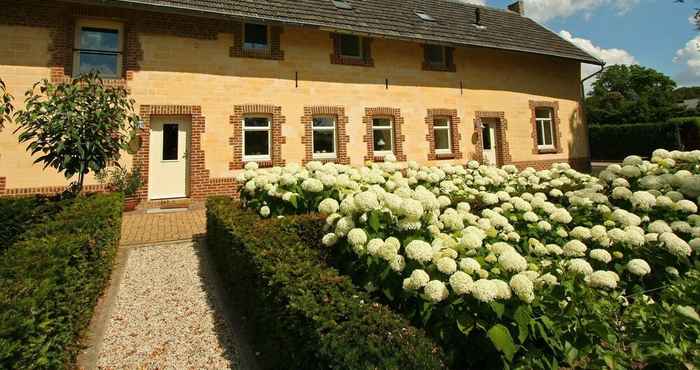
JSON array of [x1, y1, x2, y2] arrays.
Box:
[[460, 0, 700, 87]]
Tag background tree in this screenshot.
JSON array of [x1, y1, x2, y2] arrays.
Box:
[[585, 65, 677, 124], [0, 78, 13, 130], [13, 72, 139, 192]]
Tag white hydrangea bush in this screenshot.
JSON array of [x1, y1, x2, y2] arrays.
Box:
[[239, 150, 700, 366]]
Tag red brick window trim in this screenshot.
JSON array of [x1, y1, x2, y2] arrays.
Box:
[[330, 33, 374, 67], [363, 108, 406, 162], [529, 101, 563, 154], [229, 105, 286, 170], [301, 106, 350, 165], [472, 111, 511, 166], [422, 45, 456, 72], [230, 23, 284, 60], [425, 109, 463, 160]]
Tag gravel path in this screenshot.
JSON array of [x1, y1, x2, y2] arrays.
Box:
[[96, 242, 242, 369]]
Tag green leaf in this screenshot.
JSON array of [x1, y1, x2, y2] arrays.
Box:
[[289, 194, 298, 208], [456, 313, 475, 336], [513, 305, 531, 343], [487, 324, 518, 363], [369, 211, 381, 231], [490, 302, 505, 318]]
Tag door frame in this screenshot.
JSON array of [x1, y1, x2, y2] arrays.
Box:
[[473, 111, 511, 166], [147, 116, 192, 200]]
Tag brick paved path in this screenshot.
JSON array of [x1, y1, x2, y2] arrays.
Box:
[[120, 209, 206, 246]]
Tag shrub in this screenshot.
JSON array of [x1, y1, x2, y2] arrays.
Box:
[[206, 197, 446, 370], [0, 196, 66, 253], [589, 122, 683, 160], [0, 193, 123, 369]]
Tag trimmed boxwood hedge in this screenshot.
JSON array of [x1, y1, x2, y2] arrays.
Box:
[[0, 196, 66, 254], [206, 197, 446, 370], [589, 122, 683, 160], [0, 193, 123, 369]]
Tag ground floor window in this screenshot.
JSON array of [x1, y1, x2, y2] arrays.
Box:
[[535, 107, 555, 150], [433, 117, 452, 154], [312, 116, 336, 159], [243, 116, 271, 161], [372, 117, 393, 155]]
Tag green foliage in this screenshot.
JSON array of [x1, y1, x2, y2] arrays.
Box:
[[0, 78, 13, 130], [206, 198, 446, 370], [0, 196, 67, 254], [0, 193, 123, 369], [13, 72, 139, 192], [589, 122, 682, 160], [96, 166, 143, 197], [673, 86, 700, 102], [586, 65, 677, 125]]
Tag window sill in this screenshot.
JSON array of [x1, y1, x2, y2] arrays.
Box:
[[243, 160, 273, 168], [422, 62, 456, 72], [230, 47, 283, 60], [330, 55, 374, 67], [434, 153, 457, 160], [536, 148, 558, 154]]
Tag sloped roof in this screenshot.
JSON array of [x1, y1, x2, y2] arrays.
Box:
[[85, 0, 603, 65]]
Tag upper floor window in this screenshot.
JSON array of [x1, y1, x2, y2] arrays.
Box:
[[425, 44, 446, 66], [243, 116, 272, 161], [372, 117, 393, 155], [433, 117, 452, 154], [73, 20, 123, 78], [535, 107, 555, 150], [244, 23, 269, 50], [312, 116, 336, 159], [339, 34, 362, 58]]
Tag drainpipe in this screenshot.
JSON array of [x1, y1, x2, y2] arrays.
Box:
[[580, 63, 606, 169]]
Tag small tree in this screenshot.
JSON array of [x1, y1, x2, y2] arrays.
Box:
[[14, 72, 139, 193], [0, 78, 13, 130]]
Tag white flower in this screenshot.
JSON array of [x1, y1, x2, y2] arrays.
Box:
[[677, 199, 698, 213], [612, 209, 642, 227], [510, 274, 535, 303], [567, 258, 593, 275], [546, 244, 564, 255], [334, 216, 355, 237], [424, 280, 449, 302], [588, 270, 619, 289], [339, 197, 356, 215], [348, 228, 368, 246], [563, 240, 587, 257], [405, 240, 434, 263], [648, 220, 672, 234], [659, 232, 692, 257], [627, 259, 651, 277], [589, 249, 612, 263], [403, 269, 430, 290], [523, 211, 539, 222], [366, 238, 384, 255], [550, 208, 573, 224], [535, 273, 558, 287], [450, 271, 474, 295], [322, 233, 338, 247], [401, 199, 424, 220], [354, 191, 380, 212], [630, 191, 657, 210], [318, 198, 339, 214], [471, 279, 498, 303], [498, 251, 528, 273], [459, 257, 481, 274], [537, 220, 552, 231], [690, 238, 700, 252], [436, 257, 458, 275], [244, 161, 259, 170], [389, 255, 406, 272], [492, 279, 512, 300], [460, 232, 483, 250], [612, 187, 632, 200], [570, 226, 592, 240], [301, 178, 324, 192]]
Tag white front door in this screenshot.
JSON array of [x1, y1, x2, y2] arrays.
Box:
[[148, 117, 190, 199], [482, 119, 498, 166]]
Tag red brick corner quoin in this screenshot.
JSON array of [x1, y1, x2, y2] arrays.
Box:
[[135, 105, 237, 202]]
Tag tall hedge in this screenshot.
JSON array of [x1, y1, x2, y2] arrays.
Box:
[[0, 193, 123, 369], [0, 196, 66, 254], [206, 197, 446, 370], [589, 122, 682, 160]]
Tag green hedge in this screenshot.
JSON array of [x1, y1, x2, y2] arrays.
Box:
[[589, 122, 683, 160], [206, 197, 446, 370], [0, 196, 66, 253], [0, 193, 123, 369]]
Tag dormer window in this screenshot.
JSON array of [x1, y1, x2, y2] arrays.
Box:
[[425, 44, 446, 66], [423, 44, 455, 72], [73, 19, 123, 78], [339, 34, 362, 58], [244, 23, 269, 50], [331, 33, 374, 67]]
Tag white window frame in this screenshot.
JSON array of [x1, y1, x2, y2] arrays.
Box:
[[242, 115, 272, 162], [339, 34, 363, 59], [372, 117, 394, 156], [312, 116, 337, 160], [433, 117, 452, 154], [73, 19, 124, 79], [535, 108, 555, 151], [243, 23, 270, 51]]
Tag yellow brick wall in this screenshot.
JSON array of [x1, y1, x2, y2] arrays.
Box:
[[0, 23, 586, 191]]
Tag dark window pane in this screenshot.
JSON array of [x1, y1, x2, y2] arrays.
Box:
[[313, 130, 335, 154], [543, 121, 553, 145], [535, 108, 552, 119], [536, 121, 545, 146], [340, 34, 361, 57], [244, 23, 268, 49], [80, 28, 119, 51], [244, 131, 270, 156], [435, 128, 450, 150], [373, 128, 392, 152], [372, 118, 391, 127], [434, 118, 449, 127], [482, 126, 492, 150], [244, 117, 270, 127], [163, 124, 179, 160], [313, 116, 335, 127], [78, 52, 118, 76], [425, 44, 445, 65]]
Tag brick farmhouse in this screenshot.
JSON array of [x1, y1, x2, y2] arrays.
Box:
[[0, 0, 602, 203]]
